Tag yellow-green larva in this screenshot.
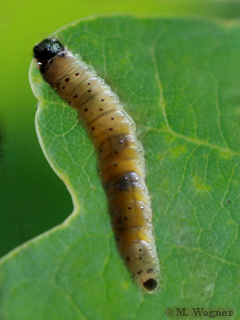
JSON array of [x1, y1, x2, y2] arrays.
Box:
[[33, 38, 160, 292]]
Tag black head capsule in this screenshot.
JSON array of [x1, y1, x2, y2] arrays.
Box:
[[33, 38, 65, 73]]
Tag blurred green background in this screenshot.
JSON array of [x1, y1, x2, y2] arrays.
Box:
[[1, 0, 240, 258]]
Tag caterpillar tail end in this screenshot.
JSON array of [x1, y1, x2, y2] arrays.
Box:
[[134, 266, 160, 294], [122, 240, 160, 294]]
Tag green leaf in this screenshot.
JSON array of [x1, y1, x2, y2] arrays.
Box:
[[1, 15, 240, 320]]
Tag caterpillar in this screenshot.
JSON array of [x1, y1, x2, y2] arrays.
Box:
[[33, 38, 160, 292]]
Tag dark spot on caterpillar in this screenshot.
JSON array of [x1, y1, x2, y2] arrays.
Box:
[[68, 101, 71, 105], [124, 217, 128, 220], [62, 86, 65, 89], [114, 163, 118, 167], [147, 269, 154, 273], [119, 140, 123, 144], [88, 89, 92, 93], [116, 172, 142, 191], [143, 279, 158, 291], [65, 77, 70, 82], [137, 270, 143, 275], [49, 59, 54, 64], [58, 53, 65, 58], [111, 117, 115, 120], [139, 257, 142, 260], [101, 99, 105, 101], [139, 249, 142, 252], [115, 151, 119, 154], [99, 108, 103, 111], [46, 67, 49, 70], [92, 127, 95, 130], [57, 82, 60, 86], [73, 94, 78, 98], [126, 257, 131, 261], [84, 108, 88, 112], [75, 72, 79, 76], [99, 149, 102, 153], [88, 82, 91, 85], [109, 128, 113, 131], [128, 207, 132, 210]]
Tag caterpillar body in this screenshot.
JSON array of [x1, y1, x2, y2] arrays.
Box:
[[33, 38, 160, 292]]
